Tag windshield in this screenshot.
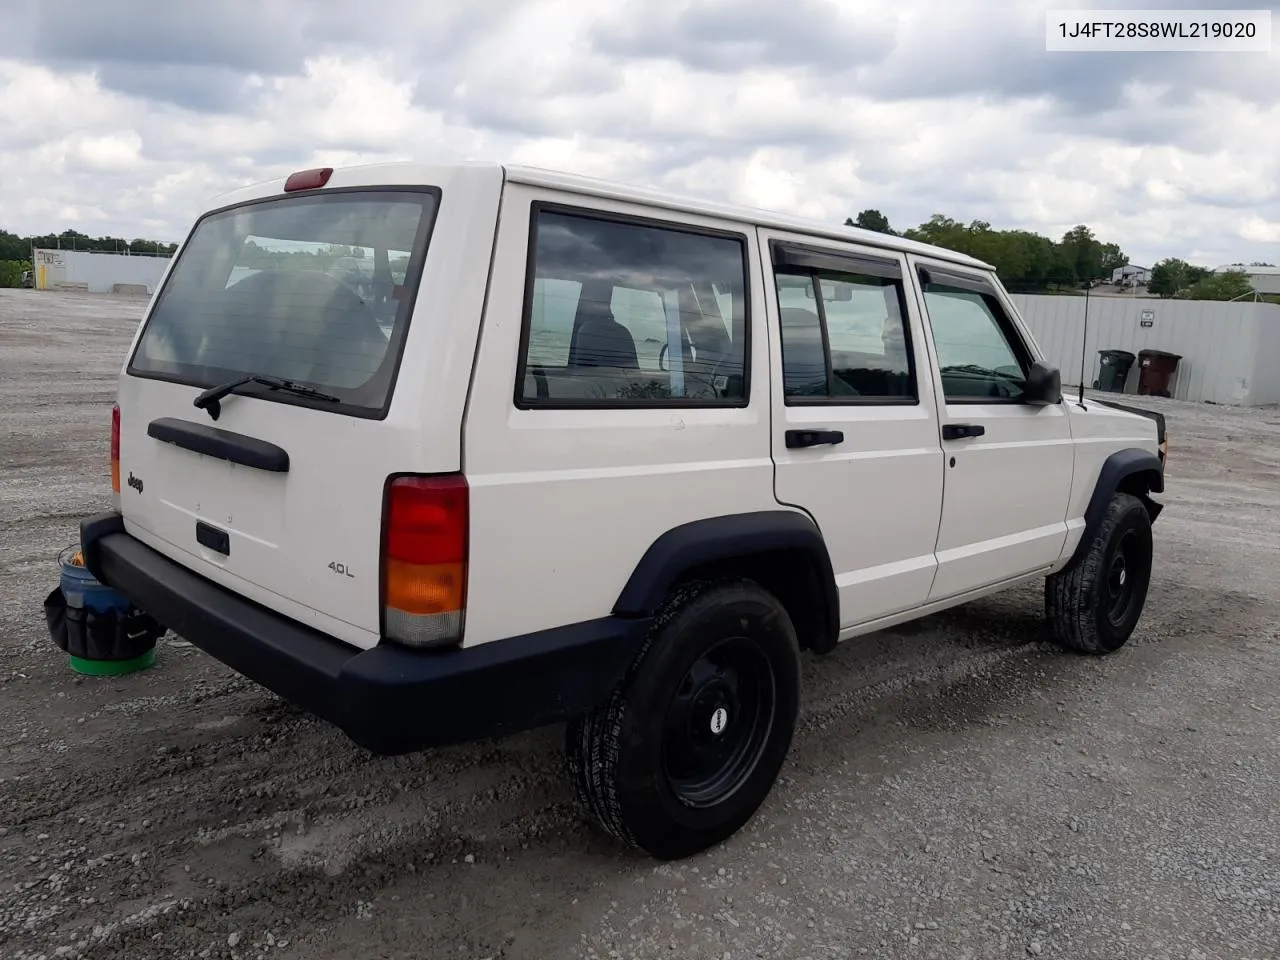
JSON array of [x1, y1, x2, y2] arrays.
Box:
[[128, 188, 438, 417]]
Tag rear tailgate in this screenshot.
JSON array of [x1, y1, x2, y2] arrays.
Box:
[[114, 165, 500, 650]]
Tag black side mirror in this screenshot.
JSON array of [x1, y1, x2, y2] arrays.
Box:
[[1024, 360, 1062, 405]]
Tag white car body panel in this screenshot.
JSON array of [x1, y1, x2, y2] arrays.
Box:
[[461, 183, 778, 645]]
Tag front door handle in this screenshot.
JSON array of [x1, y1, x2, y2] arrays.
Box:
[[786, 429, 845, 448], [942, 423, 985, 440]]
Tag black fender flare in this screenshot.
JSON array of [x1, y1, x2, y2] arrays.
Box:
[[1066, 448, 1164, 569], [613, 510, 839, 650]]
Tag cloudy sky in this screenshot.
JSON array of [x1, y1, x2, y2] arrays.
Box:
[[1, 0, 1277, 268]]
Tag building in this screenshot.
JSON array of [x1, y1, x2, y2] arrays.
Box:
[[33, 248, 171, 295], [1110, 264, 1152, 286], [1213, 264, 1280, 296]]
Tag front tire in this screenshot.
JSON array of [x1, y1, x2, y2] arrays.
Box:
[[565, 579, 801, 860], [1046, 491, 1154, 654]]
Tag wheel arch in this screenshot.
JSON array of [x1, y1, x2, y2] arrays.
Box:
[[1066, 448, 1164, 570], [614, 510, 840, 654]]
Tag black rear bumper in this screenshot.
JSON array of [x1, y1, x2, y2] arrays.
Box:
[[79, 513, 648, 755]]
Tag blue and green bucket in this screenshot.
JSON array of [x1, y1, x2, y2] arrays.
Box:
[[44, 545, 164, 675]]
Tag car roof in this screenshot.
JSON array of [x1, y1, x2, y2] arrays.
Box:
[[208, 160, 992, 272], [502, 163, 993, 271]]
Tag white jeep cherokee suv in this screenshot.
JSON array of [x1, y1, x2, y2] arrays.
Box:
[[78, 161, 1165, 860]]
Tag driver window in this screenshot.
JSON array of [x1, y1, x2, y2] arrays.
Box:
[[921, 282, 1029, 401]]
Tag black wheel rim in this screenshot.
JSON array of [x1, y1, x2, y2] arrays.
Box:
[[662, 637, 776, 809], [1105, 529, 1142, 627]]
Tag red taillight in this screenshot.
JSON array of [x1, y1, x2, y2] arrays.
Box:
[[110, 404, 121, 495], [283, 167, 333, 192], [382, 475, 468, 647]]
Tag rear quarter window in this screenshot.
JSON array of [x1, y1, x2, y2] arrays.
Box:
[[516, 206, 750, 408]]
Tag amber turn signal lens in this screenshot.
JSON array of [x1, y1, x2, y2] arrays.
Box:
[[384, 559, 465, 616]]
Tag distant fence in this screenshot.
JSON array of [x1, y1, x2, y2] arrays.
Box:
[[42, 247, 172, 257], [1012, 293, 1280, 406]]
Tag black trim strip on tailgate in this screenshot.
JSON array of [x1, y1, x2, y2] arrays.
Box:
[[147, 418, 290, 472]]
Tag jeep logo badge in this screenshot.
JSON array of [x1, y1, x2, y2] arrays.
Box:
[[127, 472, 143, 494], [710, 707, 728, 735]]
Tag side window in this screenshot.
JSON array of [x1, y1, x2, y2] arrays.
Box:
[[517, 208, 749, 406], [921, 279, 1029, 401], [772, 261, 916, 403]]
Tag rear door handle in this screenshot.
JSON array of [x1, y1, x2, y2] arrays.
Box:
[[942, 423, 985, 440], [786, 429, 844, 448]]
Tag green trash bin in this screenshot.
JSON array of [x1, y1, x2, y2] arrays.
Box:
[[1096, 350, 1136, 393]]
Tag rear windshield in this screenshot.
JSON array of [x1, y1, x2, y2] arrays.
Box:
[[128, 189, 438, 417]]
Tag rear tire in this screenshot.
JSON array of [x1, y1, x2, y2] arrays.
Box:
[[565, 579, 800, 860], [1046, 492, 1153, 654]]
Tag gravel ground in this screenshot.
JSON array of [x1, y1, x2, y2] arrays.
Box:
[[2, 287, 1279, 960]]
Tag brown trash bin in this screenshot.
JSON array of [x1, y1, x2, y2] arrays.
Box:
[[1137, 349, 1181, 398]]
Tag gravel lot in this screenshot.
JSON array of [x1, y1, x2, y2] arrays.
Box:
[[2, 288, 1279, 960]]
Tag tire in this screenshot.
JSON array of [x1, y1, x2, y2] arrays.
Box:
[[565, 578, 801, 860], [1045, 491, 1153, 654]]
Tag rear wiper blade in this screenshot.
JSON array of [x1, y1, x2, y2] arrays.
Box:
[[193, 375, 339, 420]]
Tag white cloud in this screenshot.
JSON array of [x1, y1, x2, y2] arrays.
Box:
[[1241, 216, 1280, 244], [74, 132, 145, 172], [0, 0, 1277, 270], [261, 56, 424, 149]]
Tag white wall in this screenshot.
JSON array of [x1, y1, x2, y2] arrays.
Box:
[[1010, 293, 1280, 406], [1250, 273, 1280, 296], [1251, 311, 1280, 405], [33, 249, 171, 294]]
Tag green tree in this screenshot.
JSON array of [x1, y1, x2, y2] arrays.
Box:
[[893, 213, 1127, 293], [1148, 258, 1190, 297], [1186, 264, 1211, 286], [0, 230, 30, 261], [0, 226, 177, 259], [846, 209, 895, 234], [1060, 225, 1108, 282], [1099, 242, 1127, 275], [0, 259, 32, 287], [902, 216, 1099, 293], [1188, 270, 1254, 301], [1150, 258, 1236, 298], [901, 214, 967, 251]]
